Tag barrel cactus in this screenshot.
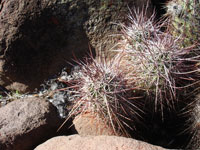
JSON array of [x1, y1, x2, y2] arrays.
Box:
[[57, 55, 145, 137], [166, 0, 200, 47]]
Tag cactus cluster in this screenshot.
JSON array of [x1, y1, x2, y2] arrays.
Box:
[[34, 0, 200, 149], [0, 1, 199, 149], [165, 0, 200, 148], [111, 1, 200, 148], [117, 6, 200, 115]]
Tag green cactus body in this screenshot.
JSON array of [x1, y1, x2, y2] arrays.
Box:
[[166, 0, 200, 47]]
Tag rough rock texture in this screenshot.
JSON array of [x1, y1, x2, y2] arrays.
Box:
[[84, 0, 153, 57], [73, 112, 116, 136], [0, 0, 91, 92], [0, 0, 152, 93], [0, 97, 70, 150], [34, 135, 167, 150]]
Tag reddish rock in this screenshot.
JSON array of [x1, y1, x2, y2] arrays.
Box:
[[73, 112, 117, 136], [0, 97, 69, 150], [34, 135, 168, 150]]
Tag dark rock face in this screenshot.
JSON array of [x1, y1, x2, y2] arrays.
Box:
[[0, 0, 91, 92], [0, 97, 69, 150], [0, 0, 152, 93]]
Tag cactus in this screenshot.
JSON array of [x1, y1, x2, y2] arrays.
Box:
[[181, 94, 200, 149], [116, 7, 200, 115], [166, 0, 200, 47], [119, 4, 161, 50], [57, 55, 145, 137]]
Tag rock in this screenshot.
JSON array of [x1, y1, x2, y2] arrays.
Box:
[[34, 135, 167, 150], [73, 112, 116, 136], [0, 0, 153, 93], [0, 0, 91, 92], [0, 97, 70, 150]]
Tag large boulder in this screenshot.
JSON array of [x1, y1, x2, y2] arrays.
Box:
[[34, 135, 167, 150], [0, 0, 91, 92], [0, 0, 153, 93], [0, 97, 70, 150]]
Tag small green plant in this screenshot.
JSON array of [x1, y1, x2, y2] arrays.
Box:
[[0, 90, 25, 107]]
